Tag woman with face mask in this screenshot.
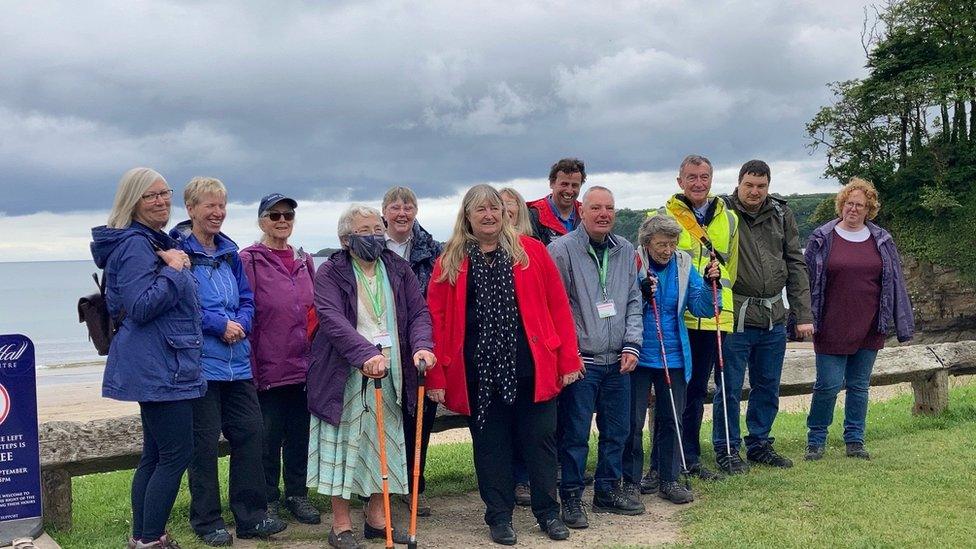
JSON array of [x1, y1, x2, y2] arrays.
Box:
[[305, 205, 435, 549]]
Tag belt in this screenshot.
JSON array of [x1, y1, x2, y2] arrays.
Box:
[[735, 292, 783, 332]]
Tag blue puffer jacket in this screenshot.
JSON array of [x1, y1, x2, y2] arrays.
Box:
[[91, 221, 207, 402], [170, 220, 255, 381]]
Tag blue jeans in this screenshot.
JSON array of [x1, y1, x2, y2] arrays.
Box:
[[712, 324, 787, 453], [806, 349, 878, 446], [558, 361, 631, 496]]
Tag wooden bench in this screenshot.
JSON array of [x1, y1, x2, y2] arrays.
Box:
[[39, 340, 976, 530]]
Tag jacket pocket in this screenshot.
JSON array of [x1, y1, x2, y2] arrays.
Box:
[[544, 335, 561, 353], [166, 333, 202, 384]]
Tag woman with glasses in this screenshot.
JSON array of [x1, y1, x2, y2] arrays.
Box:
[[305, 205, 435, 549], [240, 194, 321, 526], [804, 178, 914, 461], [91, 168, 205, 549]]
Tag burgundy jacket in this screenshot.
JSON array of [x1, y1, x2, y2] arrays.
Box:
[[306, 249, 434, 425]]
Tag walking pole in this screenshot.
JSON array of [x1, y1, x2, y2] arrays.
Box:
[[710, 263, 734, 459], [649, 293, 693, 489], [408, 359, 428, 549], [372, 372, 395, 549]]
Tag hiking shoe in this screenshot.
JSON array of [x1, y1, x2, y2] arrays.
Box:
[[134, 534, 182, 549], [489, 522, 517, 545], [691, 462, 727, 480], [846, 442, 871, 460], [747, 442, 794, 468], [592, 486, 645, 516], [540, 517, 570, 541], [658, 481, 695, 504], [639, 469, 660, 494], [805, 445, 825, 461], [514, 483, 532, 507], [622, 481, 642, 503], [560, 494, 588, 529], [328, 528, 364, 549], [398, 492, 432, 516], [236, 517, 287, 539], [715, 451, 749, 475], [285, 495, 321, 524], [197, 528, 233, 547]]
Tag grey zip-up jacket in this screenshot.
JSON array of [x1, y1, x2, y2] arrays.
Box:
[[548, 227, 643, 366]]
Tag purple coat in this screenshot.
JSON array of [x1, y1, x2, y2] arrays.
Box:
[[805, 219, 914, 343], [306, 249, 433, 425], [240, 243, 316, 390]]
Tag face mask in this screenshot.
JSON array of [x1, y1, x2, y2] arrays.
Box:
[[348, 234, 386, 262]]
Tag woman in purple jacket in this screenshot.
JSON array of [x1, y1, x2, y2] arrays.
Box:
[[804, 178, 914, 462], [240, 193, 321, 526]]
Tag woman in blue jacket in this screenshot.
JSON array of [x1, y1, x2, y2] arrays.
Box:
[[170, 177, 285, 546], [91, 167, 205, 549], [623, 215, 718, 505]]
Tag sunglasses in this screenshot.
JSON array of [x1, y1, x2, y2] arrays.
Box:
[[262, 210, 295, 221]]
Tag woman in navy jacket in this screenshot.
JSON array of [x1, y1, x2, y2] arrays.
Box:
[[91, 167, 205, 549]]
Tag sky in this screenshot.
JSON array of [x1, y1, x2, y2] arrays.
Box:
[[0, 0, 874, 261]]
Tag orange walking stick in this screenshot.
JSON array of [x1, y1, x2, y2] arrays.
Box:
[[408, 359, 428, 549], [373, 374, 395, 549]]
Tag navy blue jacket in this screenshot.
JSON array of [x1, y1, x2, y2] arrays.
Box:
[[170, 221, 255, 381], [407, 221, 443, 297], [91, 222, 207, 402]]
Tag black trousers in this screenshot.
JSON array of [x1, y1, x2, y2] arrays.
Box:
[[402, 396, 438, 494], [189, 380, 268, 534], [649, 369, 687, 482], [682, 329, 719, 466], [468, 376, 559, 526], [258, 383, 310, 503]]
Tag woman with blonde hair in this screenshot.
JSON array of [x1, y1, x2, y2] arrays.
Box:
[[426, 184, 581, 545], [804, 177, 914, 461], [499, 187, 534, 237]]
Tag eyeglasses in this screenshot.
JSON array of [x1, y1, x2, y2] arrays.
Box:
[[262, 211, 295, 221], [844, 201, 867, 210], [141, 189, 174, 202]]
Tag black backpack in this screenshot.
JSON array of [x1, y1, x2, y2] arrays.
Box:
[[77, 272, 125, 356]]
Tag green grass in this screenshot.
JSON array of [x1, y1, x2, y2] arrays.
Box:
[[52, 383, 976, 548]]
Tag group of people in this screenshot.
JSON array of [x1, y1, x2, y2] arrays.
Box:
[[91, 154, 914, 549]]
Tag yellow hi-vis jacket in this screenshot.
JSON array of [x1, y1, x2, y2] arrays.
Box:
[[655, 194, 739, 332]]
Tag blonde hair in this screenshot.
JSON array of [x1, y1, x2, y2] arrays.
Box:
[[107, 167, 168, 229], [382, 186, 418, 210], [437, 184, 528, 284], [183, 176, 227, 207], [835, 177, 881, 220], [499, 187, 533, 236]]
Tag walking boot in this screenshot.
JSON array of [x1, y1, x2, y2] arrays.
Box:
[[639, 469, 660, 494], [747, 441, 794, 468], [560, 492, 588, 529], [658, 481, 694, 505], [805, 445, 825, 461], [715, 450, 749, 475], [691, 461, 727, 480], [285, 495, 322, 524], [514, 483, 532, 507], [846, 442, 871, 460], [236, 517, 287, 540], [592, 485, 645, 516], [540, 517, 570, 541], [197, 528, 233, 547], [488, 522, 517, 545]]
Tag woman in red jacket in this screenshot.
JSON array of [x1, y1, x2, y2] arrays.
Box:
[[426, 184, 582, 546]]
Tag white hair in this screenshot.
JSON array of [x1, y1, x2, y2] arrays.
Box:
[[106, 167, 168, 229], [337, 204, 382, 244]]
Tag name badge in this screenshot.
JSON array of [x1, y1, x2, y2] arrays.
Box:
[[373, 331, 393, 348], [596, 301, 617, 319]]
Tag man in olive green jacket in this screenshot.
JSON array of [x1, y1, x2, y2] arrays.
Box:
[[712, 160, 814, 474]]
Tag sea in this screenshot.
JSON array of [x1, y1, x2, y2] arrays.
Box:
[[0, 258, 329, 369]]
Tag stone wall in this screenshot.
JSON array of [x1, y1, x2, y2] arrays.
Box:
[[903, 255, 976, 342]]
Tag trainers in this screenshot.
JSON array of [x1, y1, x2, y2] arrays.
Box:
[[658, 481, 695, 505], [846, 442, 871, 460], [639, 469, 660, 494], [747, 442, 794, 468], [805, 444, 825, 461], [197, 528, 233, 547], [236, 517, 287, 539], [560, 494, 588, 529], [285, 495, 321, 524], [540, 517, 570, 541], [592, 485, 645, 516], [716, 451, 750, 475], [691, 461, 727, 480], [514, 483, 531, 507], [328, 528, 364, 549], [489, 522, 517, 545]]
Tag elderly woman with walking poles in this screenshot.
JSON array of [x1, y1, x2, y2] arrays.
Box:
[[305, 204, 435, 549], [624, 215, 720, 505], [91, 168, 206, 549], [426, 184, 581, 546], [804, 178, 914, 461], [240, 193, 321, 526]]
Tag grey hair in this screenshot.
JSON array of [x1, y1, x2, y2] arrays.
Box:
[[107, 167, 168, 229], [638, 214, 682, 246], [183, 176, 227, 207], [679, 154, 713, 175], [382, 186, 418, 210], [581, 185, 614, 205], [337, 204, 382, 244]]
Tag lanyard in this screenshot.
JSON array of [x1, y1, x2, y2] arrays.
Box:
[[352, 261, 385, 320], [587, 245, 609, 295]]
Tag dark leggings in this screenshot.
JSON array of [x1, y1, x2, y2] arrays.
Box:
[[132, 400, 194, 542]]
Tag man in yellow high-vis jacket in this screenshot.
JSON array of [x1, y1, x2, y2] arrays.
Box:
[[643, 154, 738, 487]]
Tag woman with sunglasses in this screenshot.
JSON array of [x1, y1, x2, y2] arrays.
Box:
[[240, 194, 322, 526]]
